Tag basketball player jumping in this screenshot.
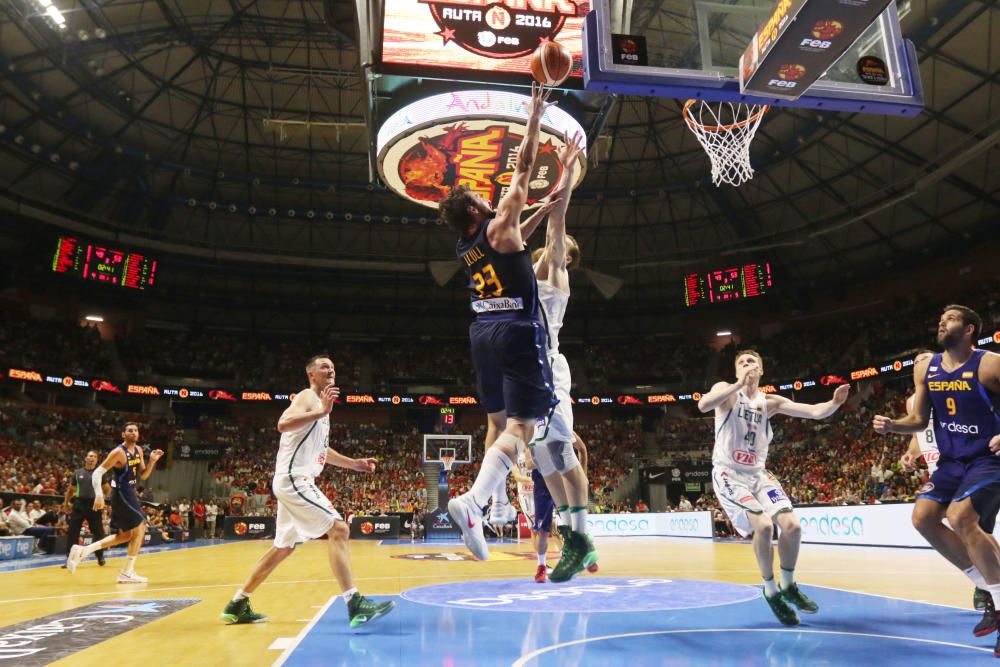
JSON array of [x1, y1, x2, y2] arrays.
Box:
[[699, 350, 850, 625], [439, 83, 558, 560], [66, 423, 163, 583], [221, 355, 394, 627], [874, 305, 1000, 649]]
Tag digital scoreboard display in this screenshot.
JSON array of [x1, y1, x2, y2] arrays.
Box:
[[684, 263, 773, 307], [52, 236, 157, 290], [381, 0, 587, 84]]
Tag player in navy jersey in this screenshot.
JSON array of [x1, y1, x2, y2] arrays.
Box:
[[874, 305, 1000, 650], [438, 83, 559, 561], [66, 422, 164, 583]]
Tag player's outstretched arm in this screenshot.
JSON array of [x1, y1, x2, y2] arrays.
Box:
[[326, 447, 377, 473], [277, 385, 339, 433], [874, 357, 932, 434], [537, 131, 583, 288], [697, 377, 747, 413], [491, 83, 554, 248], [519, 196, 562, 242], [769, 384, 850, 420], [139, 448, 164, 480], [901, 435, 922, 472]]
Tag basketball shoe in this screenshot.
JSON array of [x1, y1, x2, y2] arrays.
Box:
[[221, 597, 267, 624], [66, 544, 84, 574], [448, 493, 489, 560], [117, 571, 148, 584], [347, 593, 395, 628], [763, 590, 800, 626], [780, 583, 819, 614], [974, 592, 997, 637], [487, 501, 517, 526], [534, 564, 548, 583]]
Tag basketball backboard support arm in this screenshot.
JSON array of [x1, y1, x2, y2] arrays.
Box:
[[583, 1, 924, 116]]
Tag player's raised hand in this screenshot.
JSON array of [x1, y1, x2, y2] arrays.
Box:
[[149, 448, 164, 463], [989, 434, 1000, 456], [319, 384, 340, 414], [529, 81, 556, 117], [900, 451, 918, 472], [832, 383, 851, 404], [558, 130, 584, 166], [354, 457, 377, 473], [873, 414, 893, 434]]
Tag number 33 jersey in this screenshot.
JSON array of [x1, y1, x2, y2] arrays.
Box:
[[713, 390, 773, 473], [457, 218, 541, 321]]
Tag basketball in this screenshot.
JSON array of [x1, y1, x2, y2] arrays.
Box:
[[530, 41, 572, 87]]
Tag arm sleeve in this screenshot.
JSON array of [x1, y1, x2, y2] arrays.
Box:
[[92, 466, 108, 499]]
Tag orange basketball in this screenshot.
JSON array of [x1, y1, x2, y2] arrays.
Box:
[[530, 41, 572, 87]]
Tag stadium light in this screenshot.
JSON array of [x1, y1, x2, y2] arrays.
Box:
[[84, 315, 104, 322], [31, 0, 67, 29], [716, 330, 732, 337]]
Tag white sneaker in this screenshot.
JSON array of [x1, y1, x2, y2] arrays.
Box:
[[66, 545, 84, 574], [117, 571, 148, 584], [448, 494, 489, 561], [487, 501, 517, 526]]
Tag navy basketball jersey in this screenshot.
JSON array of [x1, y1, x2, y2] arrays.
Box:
[[114, 444, 142, 497], [456, 218, 539, 320], [926, 350, 1000, 460]]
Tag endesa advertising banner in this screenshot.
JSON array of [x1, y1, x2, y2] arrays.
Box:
[[586, 512, 713, 539]]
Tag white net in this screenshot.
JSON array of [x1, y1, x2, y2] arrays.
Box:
[[683, 100, 769, 187]]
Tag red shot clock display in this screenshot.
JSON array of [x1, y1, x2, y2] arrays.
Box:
[[52, 236, 157, 290]]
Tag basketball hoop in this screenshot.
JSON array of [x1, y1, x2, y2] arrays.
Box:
[[683, 99, 769, 187], [440, 454, 456, 472]]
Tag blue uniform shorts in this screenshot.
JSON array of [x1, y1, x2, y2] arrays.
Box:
[[918, 455, 1000, 523], [531, 469, 556, 533], [469, 318, 556, 419]]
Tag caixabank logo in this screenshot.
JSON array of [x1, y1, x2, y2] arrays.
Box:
[[420, 0, 589, 59]]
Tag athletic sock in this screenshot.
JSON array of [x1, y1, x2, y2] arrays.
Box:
[[232, 589, 248, 603], [342, 587, 359, 603], [491, 478, 510, 508], [779, 567, 794, 590], [569, 506, 588, 534], [985, 582, 1000, 607], [537, 553, 547, 566], [762, 576, 779, 597], [81, 535, 115, 557], [124, 556, 137, 576], [468, 443, 516, 507], [556, 505, 569, 524], [964, 565, 988, 589]]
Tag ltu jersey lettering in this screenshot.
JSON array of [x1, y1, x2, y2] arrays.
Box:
[[713, 391, 772, 471], [457, 218, 539, 319], [926, 350, 1000, 459]]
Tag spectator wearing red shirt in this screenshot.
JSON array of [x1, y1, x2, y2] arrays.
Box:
[[193, 498, 206, 529]]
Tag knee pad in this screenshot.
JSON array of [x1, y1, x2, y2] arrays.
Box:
[[531, 442, 558, 477], [546, 439, 580, 475]]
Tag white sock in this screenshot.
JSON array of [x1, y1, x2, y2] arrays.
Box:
[[964, 565, 988, 589], [232, 589, 248, 602], [342, 587, 358, 602], [762, 576, 779, 597], [82, 535, 115, 557], [537, 552, 546, 566], [985, 582, 1000, 606], [780, 567, 794, 590], [492, 478, 510, 507], [124, 556, 137, 575], [569, 507, 588, 534], [468, 443, 516, 507]]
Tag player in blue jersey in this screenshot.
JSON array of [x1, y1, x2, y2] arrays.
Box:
[[438, 83, 559, 561], [874, 305, 1000, 650], [66, 422, 163, 583]]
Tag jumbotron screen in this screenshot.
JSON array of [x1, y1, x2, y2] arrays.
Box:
[[684, 262, 773, 307], [52, 236, 157, 290]]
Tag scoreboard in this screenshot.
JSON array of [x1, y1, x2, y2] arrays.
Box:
[[52, 236, 157, 290], [684, 262, 773, 307]]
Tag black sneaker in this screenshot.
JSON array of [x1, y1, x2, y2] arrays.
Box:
[[347, 593, 395, 628], [763, 590, 800, 626], [780, 583, 819, 614], [994, 633, 1000, 659], [975, 587, 990, 611], [220, 597, 267, 624], [96, 554, 106, 567], [974, 592, 996, 637]]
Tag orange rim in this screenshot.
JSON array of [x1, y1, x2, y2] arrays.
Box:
[[682, 99, 769, 132]]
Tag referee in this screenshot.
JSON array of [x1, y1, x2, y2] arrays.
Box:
[[63, 450, 110, 567]]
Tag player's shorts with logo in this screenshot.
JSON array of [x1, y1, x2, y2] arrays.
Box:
[[534, 353, 574, 446], [469, 318, 556, 419], [272, 474, 342, 548], [712, 466, 792, 537], [531, 469, 556, 533], [110, 488, 146, 532], [917, 455, 1000, 522]]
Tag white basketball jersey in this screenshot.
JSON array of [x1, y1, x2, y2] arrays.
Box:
[[713, 390, 772, 473], [274, 390, 329, 479], [537, 281, 569, 357], [907, 394, 939, 474], [516, 452, 534, 516]]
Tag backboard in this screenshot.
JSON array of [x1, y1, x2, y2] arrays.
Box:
[[583, 0, 923, 115], [423, 434, 473, 465]]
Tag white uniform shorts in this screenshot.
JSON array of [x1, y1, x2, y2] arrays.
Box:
[[272, 474, 342, 548], [712, 466, 793, 537], [536, 353, 574, 446]]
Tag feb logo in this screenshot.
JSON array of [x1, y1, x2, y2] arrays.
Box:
[[811, 19, 843, 40], [361, 521, 375, 535], [420, 0, 587, 60], [234, 522, 248, 536]]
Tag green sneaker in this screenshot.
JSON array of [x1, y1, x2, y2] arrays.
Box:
[[975, 587, 990, 612], [762, 590, 800, 626], [549, 531, 586, 583], [347, 593, 395, 628], [582, 534, 599, 573], [220, 597, 267, 624], [780, 583, 818, 614]]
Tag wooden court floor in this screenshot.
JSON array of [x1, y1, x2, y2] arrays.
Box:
[[0, 536, 977, 666]]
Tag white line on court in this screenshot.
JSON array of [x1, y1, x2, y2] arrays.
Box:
[[271, 595, 339, 666]]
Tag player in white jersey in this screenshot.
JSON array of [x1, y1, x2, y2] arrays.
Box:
[[222, 354, 394, 628], [514, 451, 536, 524], [699, 349, 850, 626]]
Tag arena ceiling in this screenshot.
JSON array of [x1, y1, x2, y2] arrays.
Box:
[[0, 0, 997, 328]]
